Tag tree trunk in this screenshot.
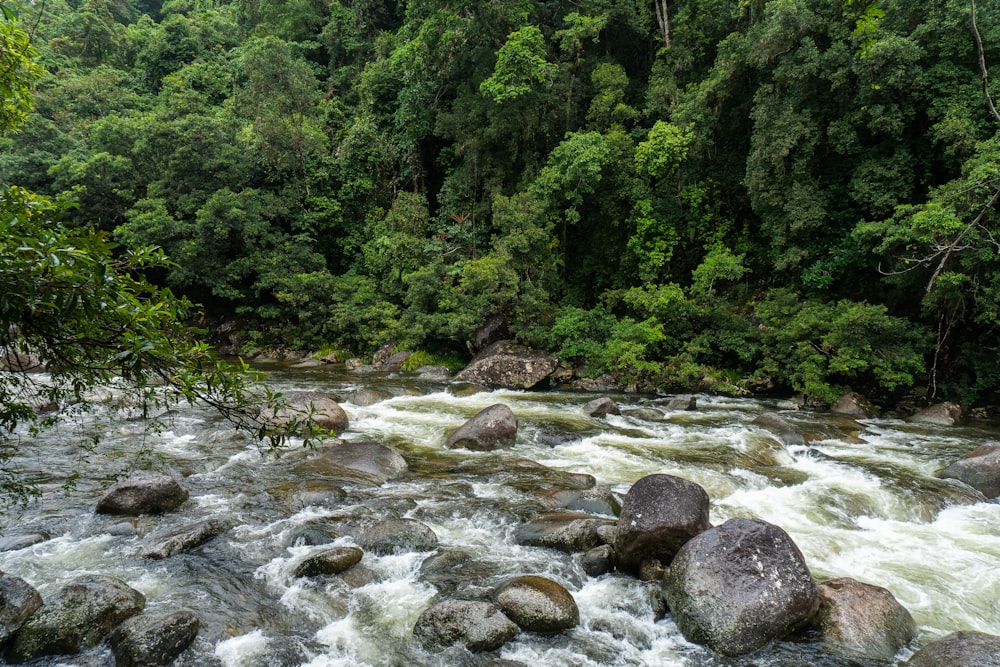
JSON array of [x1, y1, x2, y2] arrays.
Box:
[[654, 0, 671, 48]]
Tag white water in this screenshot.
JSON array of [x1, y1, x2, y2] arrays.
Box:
[[1, 366, 998, 666]]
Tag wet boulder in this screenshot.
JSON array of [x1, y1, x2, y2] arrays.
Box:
[[109, 610, 200, 667], [95, 473, 189, 516], [812, 577, 916, 662], [444, 404, 518, 451], [752, 412, 805, 446], [0, 533, 47, 553], [937, 444, 1000, 499], [295, 441, 408, 486], [293, 546, 364, 578], [579, 545, 616, 577], [273, 391, 349, 435], [541, 487, 621, 516], [662, 518, 820, 657], [663, 395, 697, 411], [0, 573, 42, 643], [614, 474, 711, 575], [7, 574, 145, 663], [906, 630, 1000, 667], [909, 402, 963, 426], [583, 397, 620, 418], [514, 512, 618, 553], [494, 575, 579, 635], [141, 518, 229, 560], [831, 392, 878, 418], [413, 599, 519, 652], [454, 341, 559, 390], [357, 518, 438, 555]]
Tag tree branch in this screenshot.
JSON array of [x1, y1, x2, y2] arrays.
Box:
[[971, 0, 1000, 124]]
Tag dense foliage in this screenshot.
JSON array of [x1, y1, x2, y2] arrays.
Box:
[[3, 0, 998, 406]]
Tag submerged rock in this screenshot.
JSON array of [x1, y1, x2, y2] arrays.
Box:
[[662, 518, 820, 657], [454, 340, 559, 389], [413, 599, 519, 652], [906, 630, 1000, 667], [494, 575, 579, 635], [95, 473, 189, 516], [0, 573, 42, 644], [295, 441, 408, 486], [938, 444, 1000, 499], [141, 518, 229, 559], [8, 574, 145, 663], [109, 610, 200, 667], [752, 412, 805, 446], [813, 577, 916, 662], [514, 512, 617, 553], [357, 518, 438, 555], [293, 546, 364, 578], [444, 404, 518, 451], [614, 473, 710, 575], [0, 533, 47, 553]]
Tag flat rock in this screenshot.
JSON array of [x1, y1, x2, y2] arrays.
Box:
[[141, 518, 229, 559], [356, 518, 438, 555], [455, 340, 559, 390], [295, 441, 408, 486]]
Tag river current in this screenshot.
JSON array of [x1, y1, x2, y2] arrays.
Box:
[[1, 365, 998, 666]]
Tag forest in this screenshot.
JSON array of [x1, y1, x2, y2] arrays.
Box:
[[2, 0, 999, 408]]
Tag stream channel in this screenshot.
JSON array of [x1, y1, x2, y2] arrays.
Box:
[[1, 364, 999, 666]]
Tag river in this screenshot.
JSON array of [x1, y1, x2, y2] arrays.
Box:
[[1, 364, 998, 666]]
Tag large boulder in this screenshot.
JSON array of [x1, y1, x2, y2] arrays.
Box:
[[413, 599, 519, 652], [356, 518, 438, 555], [443, 404, 518, 451], [582, 397, 620, 418], [0, 574, 42, 644], [514, 512, 617, 553], [109, 610, 201, 667], [95, 473, 189, 516], [906, 631, 1000, 667], [273, 391, 349, 436], [938, 444, 1000, 499], [830, 392, 878, 418], [293, 546, 364, 578], [662, 518, 820, 657], [812, 577, 916, 662], [141, 518, 229, 560], [752, 412, 805, 446], [614, 474, 711, 575], [494, 575, 579, 635], [7, 574, 145, 663], [454, 341, 559, 389], [295, 441, 408, 486], [909, 402, 963, 426]]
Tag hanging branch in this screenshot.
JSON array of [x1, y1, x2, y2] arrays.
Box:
[[971, 0, 1000, 124], [654, 0, 671, 48]]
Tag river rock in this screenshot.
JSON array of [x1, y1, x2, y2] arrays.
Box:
[[937, 444, 1000, 498], [470, 314, 510, 352], [614, 474, 711, 575], [541, 487, 621, 516], [273, 391, 349, 435], [494, 575, 579, 635], [371, 341, 397, 366], [583, 397, 620, 417], [95, 473, 189, 516], [813, 577, 916, 662], [378, 351, 412, 371], [444, 404, 518, 451], [0, 573, 42, 643], [352, 388, 394, 406], [413, 599, 519, 652], [906, 630, 1000, 667], [109, 610, 200, 667], [580, 544, 616, 577], [454, 340, 559, 390], [909, 402, 963, 426], [295, 441, 408, 486], [293, 546, 364, 578], [663, 395, 697, 411], [7, 574, 145, 663], [0, 348, 42, 372], [831, 392, 878, 418], [357, 518, 438, 554], [662, 518, 820, 656], [752, 412, 805, 446], [0, 533, 47, 552], [514, 512, 618, 553], [141, 518, 229, 559]]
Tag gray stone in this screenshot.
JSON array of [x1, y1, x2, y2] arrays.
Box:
[[813, 577, 916, 663], [831, 392, 878, 418], [293, 546, 364, 578], [906, 631, 1000, 667], [444, 404, 518, 451], [272, 391, 349, 436], [455, 341, 559, 390], [579, 545, 616, 577], [357, 518, 438, 555], [141, 518, 229, 559], [295, 441, 408, 486], [664, 395, 697, 411], [614, 473, 710, 574], [582, 397, 620, 418], [909, 402, 963, 426], [8, 574, 145, 663], [0, 573, 41, 643], [0, 533, 47, 552], [109, 610, 200, 667], [514, 512, 618, 553], [662, 518, 820, 657], [752, 412, 805, 446], [95, 474, 189, 516], [938, 444, 1000, 498], [413, 599, 519, 652], [494, 575, 579, 635]]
